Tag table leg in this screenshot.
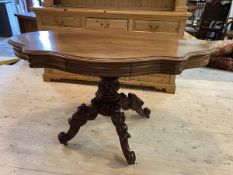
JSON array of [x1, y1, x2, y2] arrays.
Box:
[[111, 107, 136, 165], [58, 100, 98, 145], [119, 93, 151, 118]]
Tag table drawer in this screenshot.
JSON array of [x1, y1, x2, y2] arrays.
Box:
[[40, 15, 82, 28], [85, 18, 128, 30], [133, 20, 179, 33]]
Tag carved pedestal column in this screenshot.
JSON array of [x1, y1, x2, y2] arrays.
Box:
[[58, 77, 150, 165]]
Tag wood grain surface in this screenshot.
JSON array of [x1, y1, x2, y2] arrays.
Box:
[[9, 30, 212, 77]]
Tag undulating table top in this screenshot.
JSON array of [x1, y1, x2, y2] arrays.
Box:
[[9, 30, 212, 77]]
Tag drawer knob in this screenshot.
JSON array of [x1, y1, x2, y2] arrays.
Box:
[[104, 23, 110, 28], [149, 24, 159, 31], [55, 19, 64, 26], [100, 22, 110, 29], [58, 21, 64, 26]]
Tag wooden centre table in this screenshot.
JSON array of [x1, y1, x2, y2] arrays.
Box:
[[9, 30, 212, 165]]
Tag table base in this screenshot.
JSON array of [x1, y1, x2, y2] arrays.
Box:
[[58, 77, 151, 165]]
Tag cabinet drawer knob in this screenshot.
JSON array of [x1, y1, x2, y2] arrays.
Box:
[[149, 24, 159, 31], [105, 23, 110, 28], [100, 22, 110, 29], [55, 19, 64, 26], [59, 21, 64, 26]]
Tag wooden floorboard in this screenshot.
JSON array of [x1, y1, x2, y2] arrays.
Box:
[[0, 61, 233, 175]]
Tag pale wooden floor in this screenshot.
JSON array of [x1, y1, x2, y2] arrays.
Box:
[[0, 61, 233, 175]]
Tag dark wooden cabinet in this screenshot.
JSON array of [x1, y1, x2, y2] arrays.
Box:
[[15, 12, 38, 33]]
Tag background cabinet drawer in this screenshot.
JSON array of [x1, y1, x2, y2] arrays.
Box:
[[40, 15, 82, 28], [85, 18, 128, 30], [133, 20, 179, 33], [130, 74, 170, 83]]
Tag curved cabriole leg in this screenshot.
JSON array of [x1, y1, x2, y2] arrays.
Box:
[[120, 93, 151, 118], [58, 100, 98, 145], [111, 107, 136, 165]]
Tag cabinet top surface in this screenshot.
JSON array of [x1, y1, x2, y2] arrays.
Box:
[[9, 30, 212, 77], [32, 7, 190, 17]]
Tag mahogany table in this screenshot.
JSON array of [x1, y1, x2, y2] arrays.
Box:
[[9, 30, 212, 165]]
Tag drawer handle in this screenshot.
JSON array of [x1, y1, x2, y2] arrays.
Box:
[[104, 23, 110, 29], [149, 24, 159, 31], [55, 19, 64, 26], [58, 21, 64, 26], [100, 22, 110, 29]]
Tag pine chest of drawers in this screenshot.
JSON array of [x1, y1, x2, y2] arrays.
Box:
[[33, 0, 189, 93]]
